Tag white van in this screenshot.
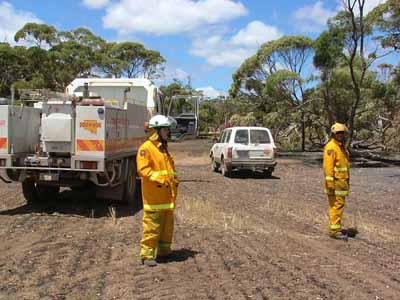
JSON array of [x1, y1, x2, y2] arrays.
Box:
[[210, 126, 277, 177]]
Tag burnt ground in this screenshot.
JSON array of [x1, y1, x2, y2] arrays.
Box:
[[0, 138, 399, 300]]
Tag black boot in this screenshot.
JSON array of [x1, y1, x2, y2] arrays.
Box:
[[330, 232, 348, 241]]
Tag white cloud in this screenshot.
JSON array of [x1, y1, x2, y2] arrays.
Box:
[[231, 21, 281, 47], [353, 0, 384, 14], [196, 86, 227, 99], [82, 0, 110, 9], [190, 21, 282, 67], [294, 1, 337, 33], [0, 1, 42, 44], [102, 0, 247, 35], [155, 66, 190, 87], [162, 67, 190, 81]]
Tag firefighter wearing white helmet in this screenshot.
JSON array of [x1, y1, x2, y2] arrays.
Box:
[[136, 115, 179, 266], [323, 122, 350, 240]]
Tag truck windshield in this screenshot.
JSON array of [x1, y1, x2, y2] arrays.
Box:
[[250, 130, 270, 144]]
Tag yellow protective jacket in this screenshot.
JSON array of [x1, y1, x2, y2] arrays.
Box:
[[137, 137, 178, 211], [323, 138, 350, 196]]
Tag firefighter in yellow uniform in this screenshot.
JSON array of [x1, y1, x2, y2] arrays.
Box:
[[323, 123, 350, 241], [137, 115, 179, 266]]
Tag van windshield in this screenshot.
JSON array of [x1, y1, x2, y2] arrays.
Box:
[[250, 130, 270, 144]]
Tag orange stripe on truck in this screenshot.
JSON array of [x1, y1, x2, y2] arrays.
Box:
[[105, 137, 144, 153], [0, 137, 7, 149], [76, 139, 104, 152]]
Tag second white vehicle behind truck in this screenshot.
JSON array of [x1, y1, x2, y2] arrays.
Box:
[[210, 126, 277, 177]]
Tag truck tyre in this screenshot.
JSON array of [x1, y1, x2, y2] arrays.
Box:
[[123, 158, 141, 206], [22, 181, 38, 205], [221, 158, 232, 177], [36, 185, 60, 202], [263, 169, 273, 178], [211, 157, 219, 172]]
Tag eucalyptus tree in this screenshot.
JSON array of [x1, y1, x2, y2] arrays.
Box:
[[99, 42, 165, 79], [0, 43, 29, 95], [368, 0, 400, 51], [14, 23, 58, 48], [313, 29, 345, 127], [49, 28, 106, 89], [326, 0, 395, 144], [230, 35, 314, 150]]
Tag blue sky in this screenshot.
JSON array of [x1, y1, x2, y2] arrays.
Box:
[[0, 0, 388, 98]]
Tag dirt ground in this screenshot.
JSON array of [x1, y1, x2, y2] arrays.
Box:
[[0, 138, 399, 300]]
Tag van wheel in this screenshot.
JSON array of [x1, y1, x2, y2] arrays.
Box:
[[211, 157, 219, 172], [221, 158, 232, 177]]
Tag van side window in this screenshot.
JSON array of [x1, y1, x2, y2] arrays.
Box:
[[218, 130, 226, 143], [224, 130, 232, 143], [250, 130, 270, 144], [234, 129, 249, 144]]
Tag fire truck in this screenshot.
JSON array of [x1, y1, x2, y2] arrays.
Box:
[[0, 78, 160, 205]]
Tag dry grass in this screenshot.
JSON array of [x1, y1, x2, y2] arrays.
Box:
[[346, 212, 400, 243], [176, 193, 399, 244], [176, 195, 253, 232], [261, 195, 400, 243]]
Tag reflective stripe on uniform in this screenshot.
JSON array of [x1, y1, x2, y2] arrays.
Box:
[[141, 248, 155, 257], [143, 203, 175, 210], [325, 188, 348, 195], [335, 190, 348, 196], [150, 170, 177, 181], [325, 176, 334, 181], [334, 167, 348, 172], [329, 224, 341, 229]]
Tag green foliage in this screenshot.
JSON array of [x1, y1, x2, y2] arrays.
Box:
[[14, 23, 58, 47], [199, 100, 218, 132], [229, 112, 256, 127], [368, 0, 400, 50], [228, 3, 400, 151], [98, 42, 165, 79], [0, 22, 166, 95], [313, 30, 344, 71], [159, 81, 192, 116]]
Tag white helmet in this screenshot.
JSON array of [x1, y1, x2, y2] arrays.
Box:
[[331, 122, 348, 134], [148, 115, 173, 129]]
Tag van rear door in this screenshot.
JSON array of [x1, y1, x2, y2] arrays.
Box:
[[248, 129, 274, 159]]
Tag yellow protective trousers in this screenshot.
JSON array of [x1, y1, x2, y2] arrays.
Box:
[[140, 210, 174, 259], [328, 195, 345, 235]]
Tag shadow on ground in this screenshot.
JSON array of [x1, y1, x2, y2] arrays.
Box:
[[156, 248, 200, 264], [0, 188, 142, 219], [342, 227, 359, 238], [229, 170, 280, 180]]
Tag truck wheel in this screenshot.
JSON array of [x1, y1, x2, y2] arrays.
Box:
[[22, 181, 38, 205], [263, 169, 273, 178], [221, 158, 232, 177], [36, 185, 60, 202], [123, 158, 141, 206], [211, 157, 219, 172]]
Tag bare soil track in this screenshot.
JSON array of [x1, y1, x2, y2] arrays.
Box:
[[1, 139, 399, 300]]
